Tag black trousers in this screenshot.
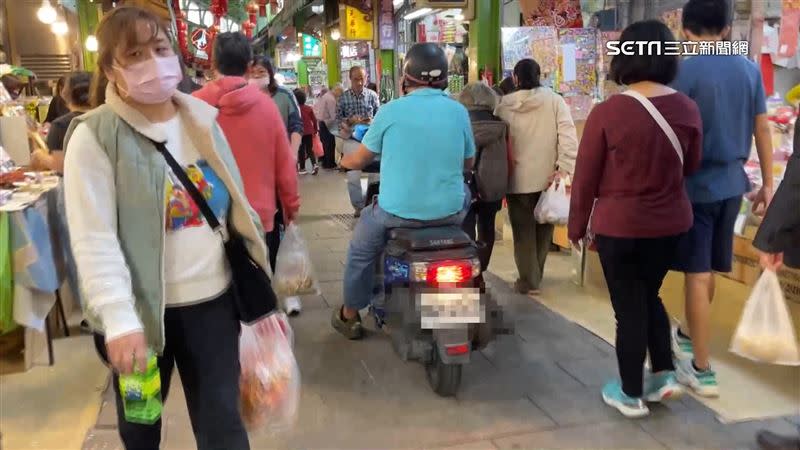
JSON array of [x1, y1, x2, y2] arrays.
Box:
[[596, 235, 678, 397], [462, 200, 502, 272], [319, 122, 337, 168], [298, 134, 316, 171], [266, 200, 284, 272], [94, 291, 248, 450]]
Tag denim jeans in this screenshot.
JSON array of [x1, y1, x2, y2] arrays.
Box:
[[346, 170, 380, 211], [343, 186, 470, 310]]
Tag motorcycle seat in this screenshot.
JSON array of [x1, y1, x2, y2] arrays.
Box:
[[388, 226, 472, 251]]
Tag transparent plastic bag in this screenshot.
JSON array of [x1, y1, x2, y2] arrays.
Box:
[[730, 270, 800, 366], [274, 224, 319, 297], [239, 314, 300, 434], [534, 178, 570, 225]]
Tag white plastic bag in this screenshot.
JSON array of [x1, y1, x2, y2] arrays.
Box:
[[534, 178, 570, 225], [274, 224, 319, 297], [239, 314, 300, 434], [730, 270, 800, 366]]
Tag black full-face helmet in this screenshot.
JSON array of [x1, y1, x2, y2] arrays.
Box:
[[402, 43, 449, 91]]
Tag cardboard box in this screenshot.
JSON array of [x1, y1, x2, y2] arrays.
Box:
[[553, 225, 570, 248]]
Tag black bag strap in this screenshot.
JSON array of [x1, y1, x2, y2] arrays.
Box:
[[150, 139, 224, 235]]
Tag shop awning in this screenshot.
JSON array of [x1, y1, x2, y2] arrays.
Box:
[[270, 0, 312, 37]]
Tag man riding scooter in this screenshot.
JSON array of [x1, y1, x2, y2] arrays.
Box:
[[333, 43, 476, 340]]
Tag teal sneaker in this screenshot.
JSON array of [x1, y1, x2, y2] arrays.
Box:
[[601, 381, 649, 418], [675, 358, 719, 398], [644, 371, 685, 402], [671, 325, 694, 360]]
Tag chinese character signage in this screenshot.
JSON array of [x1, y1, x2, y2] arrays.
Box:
[[379, 0, 395, 49], [302, 34, 322, 58], [340, 5, 373, 41]]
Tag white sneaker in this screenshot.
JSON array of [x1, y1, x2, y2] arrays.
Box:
[[675, 358, 719, 398], [671, 324, 694, 361], [283, 296, 302, 316]]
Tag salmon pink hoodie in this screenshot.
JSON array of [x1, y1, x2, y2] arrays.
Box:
[[194, 76, 299, 232]]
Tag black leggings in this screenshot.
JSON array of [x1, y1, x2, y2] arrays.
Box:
[[596, 235, 678, 397], [298, 134, 316, 171], [461, 200, 502, 272], [94, 291, 248, 450]]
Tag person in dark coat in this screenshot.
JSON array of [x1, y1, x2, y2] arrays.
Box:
[[752, 118, 800, 450]]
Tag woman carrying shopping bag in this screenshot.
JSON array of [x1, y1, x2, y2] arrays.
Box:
[[63, 7, 272, 449], [495, 58, 578, 296], [567, 20, 703, 419], [750, 114, 800, 450]]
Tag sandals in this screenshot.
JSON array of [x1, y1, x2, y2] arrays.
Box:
[[331, 306, 363, 340]]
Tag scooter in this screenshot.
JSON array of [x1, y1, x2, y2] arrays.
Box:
[[359, 164, 503, 397]]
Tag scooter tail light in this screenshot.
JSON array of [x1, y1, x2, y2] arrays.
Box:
[[427, 261, 472, 284], [446, 344, 470, 356]]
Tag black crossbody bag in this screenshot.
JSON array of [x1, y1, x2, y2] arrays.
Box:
[[151, 140, 278, 323]]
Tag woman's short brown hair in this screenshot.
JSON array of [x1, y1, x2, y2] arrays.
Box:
[[90, 6, 171, 107]]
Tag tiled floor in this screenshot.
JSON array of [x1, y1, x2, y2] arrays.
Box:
[[80, 171, 798, 450]]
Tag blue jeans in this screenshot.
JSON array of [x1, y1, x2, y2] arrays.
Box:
[[343, 187, 470, 311]]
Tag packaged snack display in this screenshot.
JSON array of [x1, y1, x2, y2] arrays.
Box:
[[239, 314, 300, 434], [274, 224, 319, 297], [730, 270, 800, 366]]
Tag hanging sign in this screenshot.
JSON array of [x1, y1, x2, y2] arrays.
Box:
[[302, 34, 322, 58], [778, 0, 800, 57], [379, 0, 395, 49], [191, 28, 210, 51], [339, 0, 373, 14], [340, 5, 373, 41]]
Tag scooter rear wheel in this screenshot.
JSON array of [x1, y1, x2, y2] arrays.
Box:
[[426, 346, 462, 397]]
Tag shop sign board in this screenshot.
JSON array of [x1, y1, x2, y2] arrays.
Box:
[[340, 5, 373, 41], [379, 0, 395, 49], [302, 34, 322, 58], [339, 0, 373, 14]]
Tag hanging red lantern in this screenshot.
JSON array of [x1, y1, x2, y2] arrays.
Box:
[[247, 2, 259, 25], [242, 21, 255, 38]]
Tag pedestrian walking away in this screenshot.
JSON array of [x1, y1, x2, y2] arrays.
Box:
[[457, 82, 510, 276], [569, 20, 703, 419], [495, 58, 578, 296], [669, 0, 773, 398]]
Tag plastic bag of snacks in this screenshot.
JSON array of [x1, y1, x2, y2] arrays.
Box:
[[274, 224, 319, 297], [239, 314, 300, 434], [730, 270, 800, 366], [534, 177, 570, 225]]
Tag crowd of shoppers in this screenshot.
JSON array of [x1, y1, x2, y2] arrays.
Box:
[[51, 0, 796, 446]]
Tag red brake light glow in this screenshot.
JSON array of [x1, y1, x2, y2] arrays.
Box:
[[428, 261, 472, 284], [446, 344, 470, 356]]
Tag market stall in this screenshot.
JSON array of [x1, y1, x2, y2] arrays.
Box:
[[0, 81, 72, 373]]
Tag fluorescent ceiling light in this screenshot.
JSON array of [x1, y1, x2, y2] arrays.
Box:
[[393, 0, 404, 8], [403, 8, 432, 21]]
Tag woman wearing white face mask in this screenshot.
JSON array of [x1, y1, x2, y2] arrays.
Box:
[[63, 7, 267, 449]]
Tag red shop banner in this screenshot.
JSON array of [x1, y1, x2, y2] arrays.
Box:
[[778, 0, 800, 58], [520, 0, 583, 28]]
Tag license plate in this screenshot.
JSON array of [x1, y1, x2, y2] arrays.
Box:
[[418, 290, 483, 329]]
